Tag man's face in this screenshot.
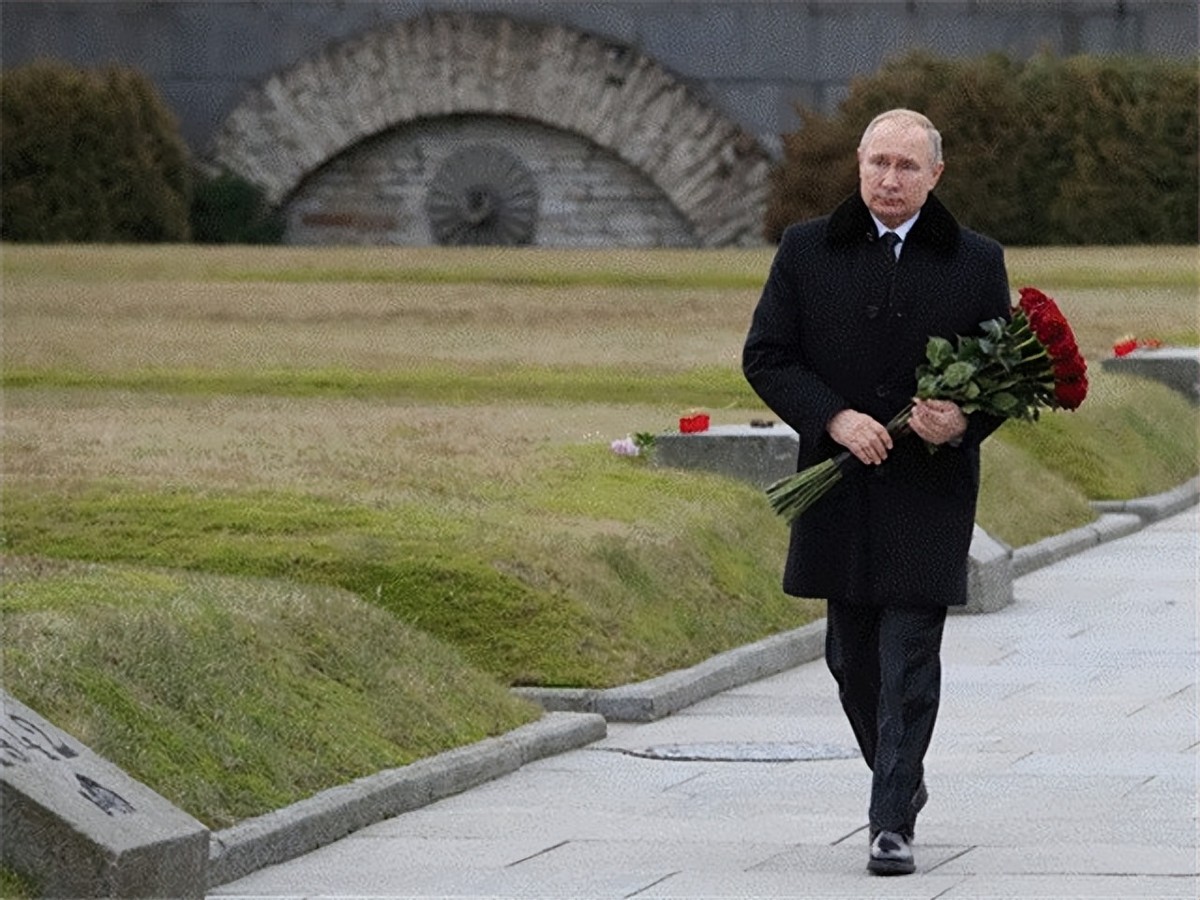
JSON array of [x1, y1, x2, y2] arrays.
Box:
[[857, 119, 944, 229]]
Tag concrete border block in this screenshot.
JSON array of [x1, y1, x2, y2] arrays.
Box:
[[1089, 512, 1146, 543], [1012, 526, 1101, 577], [0, 692, 209, 899], [1100, 347, 1200, 404], [954, 525, 1014, 615], [1011, 512, 1148, 577], [519, 687, 603, 714], [207, 712, 605, 888], [1091, 477, 1199, 523], [515, 620, 827, 723]]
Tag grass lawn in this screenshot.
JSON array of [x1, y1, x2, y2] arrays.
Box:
[[1, 243, 1196, 829]]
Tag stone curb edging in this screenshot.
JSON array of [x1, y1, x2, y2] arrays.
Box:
[[513, 620, 827, 724], [1013, 476, 1199, 577], [206, 711, 605, 889], [1010, 512, 1144, 578], [1088, 476, 1199, 522]]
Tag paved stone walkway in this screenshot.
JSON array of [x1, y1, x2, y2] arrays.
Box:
[[213, 509, 1198, 899]]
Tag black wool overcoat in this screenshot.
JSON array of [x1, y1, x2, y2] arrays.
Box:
[[743, 193, 1011, 607]]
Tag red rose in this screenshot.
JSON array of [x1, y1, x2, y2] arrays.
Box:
[[1047, 331, 1080, 360], [1033, 317, 1069, 354], [1018, 288, 1056, 332], [1055, 376, 1088, 410], [1024, 302, 1065, 340], [1018, 286, 1052, 316], [1026, 300, 1065, 332], [1053, 355, 1087, 380], [1112, 338, 1138, 357]]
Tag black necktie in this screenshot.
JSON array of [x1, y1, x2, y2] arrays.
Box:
[[881, 231, 901, 268], [866, 231, 902, 321]]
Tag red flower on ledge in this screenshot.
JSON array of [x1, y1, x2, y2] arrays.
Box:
[[679, 412, 710, 433], [1113, 335, 1163, 357]]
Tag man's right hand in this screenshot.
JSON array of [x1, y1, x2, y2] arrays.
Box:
[[827, 409, 893, 465]]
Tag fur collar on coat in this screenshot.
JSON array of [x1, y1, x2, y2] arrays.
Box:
[[825, 191, 961, 256]]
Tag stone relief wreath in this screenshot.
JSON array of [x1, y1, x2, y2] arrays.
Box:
[[425, 144, 538, 245]]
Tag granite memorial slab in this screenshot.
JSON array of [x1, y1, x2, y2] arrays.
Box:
[[0, 691, 209, 898]]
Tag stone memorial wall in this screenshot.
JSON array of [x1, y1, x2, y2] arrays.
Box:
[[3, 1, 1194, 248]]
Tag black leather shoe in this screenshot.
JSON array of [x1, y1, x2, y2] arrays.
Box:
[[868, 830, 915, 876]]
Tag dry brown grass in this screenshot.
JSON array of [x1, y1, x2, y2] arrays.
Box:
[[3, 243, 1195, 500], [3, 392, 729, 502], [4, 245, 1194, 377], [2, 278, 758, 372], [0, 243, 774, 283]]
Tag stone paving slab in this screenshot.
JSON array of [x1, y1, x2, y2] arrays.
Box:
[[936, 875, 1200, 898], [935, 842, 1196, 875], [208, 711, 605, 886], [1008, 749, 1195, 779], [632, 867, 969, 898]]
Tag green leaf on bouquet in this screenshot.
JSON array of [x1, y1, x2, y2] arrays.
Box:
[[925, 337, 954, 368], [980, 318, 1006, 341], [942, 361, 977, 388], [990, 391, 1019, 412], [917, 374, 941, 397]]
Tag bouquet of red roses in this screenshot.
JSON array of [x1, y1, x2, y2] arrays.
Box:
[[766, 287, 1089, 524]]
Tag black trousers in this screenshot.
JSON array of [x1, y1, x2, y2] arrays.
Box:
[[825, 601, 948, 834]]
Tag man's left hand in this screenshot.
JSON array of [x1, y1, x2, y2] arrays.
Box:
[[908, 398, 967, 445]]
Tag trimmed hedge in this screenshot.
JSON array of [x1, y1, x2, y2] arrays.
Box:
[[767, 52, 1199, 245], [190, 168, 285, 245], [1, 60, 191, 242]]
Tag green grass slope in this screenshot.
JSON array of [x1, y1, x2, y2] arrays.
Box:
[[1, 559, 540, 829]]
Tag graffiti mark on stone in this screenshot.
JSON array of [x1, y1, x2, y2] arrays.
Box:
[[2, 705, 133, 816], [0, 712, 81, 766], [76, 773, 136, 816]]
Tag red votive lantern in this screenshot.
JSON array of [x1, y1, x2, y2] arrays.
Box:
[[679, 413, 710, 433]]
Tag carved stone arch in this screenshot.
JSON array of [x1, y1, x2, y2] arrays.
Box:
[[209, 12, 771, 246]]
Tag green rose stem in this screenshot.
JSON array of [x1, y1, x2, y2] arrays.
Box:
[[767, 405, 915, 523]]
